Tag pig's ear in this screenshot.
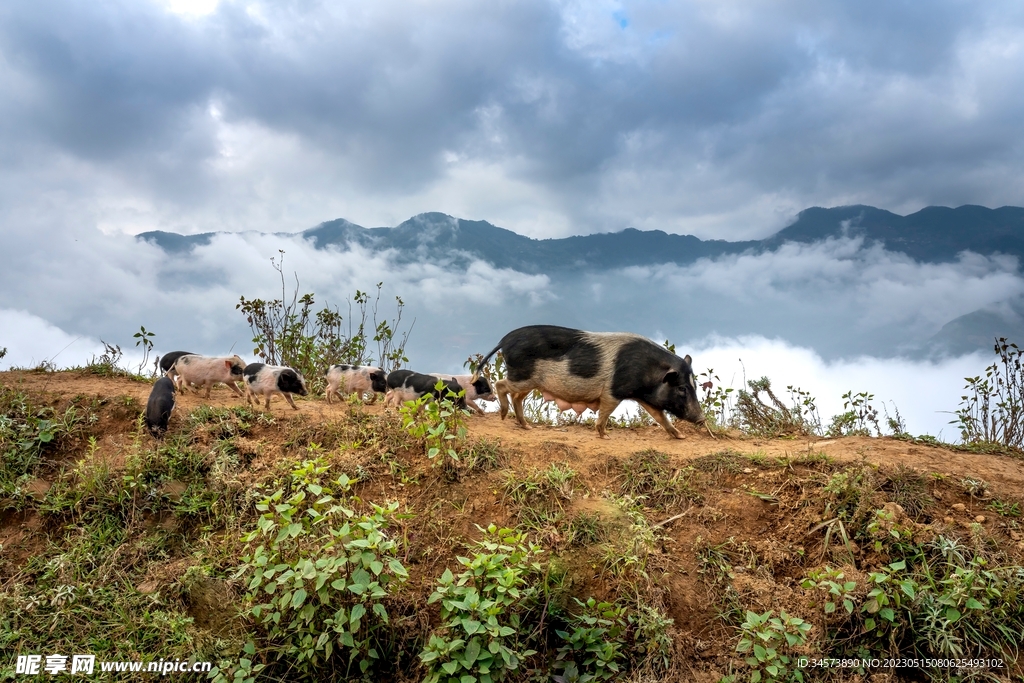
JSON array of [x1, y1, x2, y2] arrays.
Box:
[[224, 360, 232, 370], [683, 354, 692, 365], [663, 370, 681, 386]]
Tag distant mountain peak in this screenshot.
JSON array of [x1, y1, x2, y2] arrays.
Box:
[[137, 204, 1024, 271]]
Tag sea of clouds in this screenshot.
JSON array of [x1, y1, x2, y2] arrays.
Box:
[[1, 227, 1016, 440]]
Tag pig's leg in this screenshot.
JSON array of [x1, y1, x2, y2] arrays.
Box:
[[495, 379, 511, 420], [283, 392, 299, 410], [203, 381, 213, 399], [227, 381, 244, 397], [637, 400, 682, 439], [511, 392, 531, 429], [595, 397, 623, 439], [465, 398, 484, 415]]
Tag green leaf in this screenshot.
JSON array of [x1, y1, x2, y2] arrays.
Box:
[[464, 638, 481, 664], [880, 608, 895, 622], [291, 588, 307, 609], [966, 598, 984, 610], [442, 661, 459, 675], [946, 607, 962, 622], [350, 603, 366, 626], [373, 602, 388, 623], [388, 558, 409, 578]]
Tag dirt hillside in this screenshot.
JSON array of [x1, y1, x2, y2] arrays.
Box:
[[2, 369, 1023, 682]]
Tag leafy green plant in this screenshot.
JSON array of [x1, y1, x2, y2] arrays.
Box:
[[132, 325, 156, 376], [554, 598, 628, 682], [237, 251, 413, 391], [730, 610, 812, 683], [696, 368, 735, 430], [420, 525, 544, 683], [801, 567, 857, 619], [827, 390, 881, 437], [629, 600, 675, 671], [239, 459, 410, 677], [986, 499, 1021, 517], [399, 381, 468, 465], [953, 337, 1022, 449], [1, 388, 90, 500]]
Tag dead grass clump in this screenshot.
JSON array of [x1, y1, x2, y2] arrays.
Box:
[[502, 462, 578, 530], [565, 510, 606, 547], [878, 464, 933, 521], [619, 449, 702, 509], [691, 449, 745, 475], [462, 437, 513, 473]]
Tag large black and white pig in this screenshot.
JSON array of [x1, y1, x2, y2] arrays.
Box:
[[158, 351, 196, 376], [325, 364, 388, 404], [428, 373, 495, 415], [169, 354, 247, 397], [476, 325, 705, 439], [243, 363, 308, 410], [385, 369, 467, 409], [145, 376, 176, 438]]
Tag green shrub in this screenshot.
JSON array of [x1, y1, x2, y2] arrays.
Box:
[[724, 610, 812, 683], [735, 378, 819, 437], [554, 598, 628, 682], [953, 337, 1023, 449], [237, 253, 412, 391], [420, 525, 544, 683], [1, 388, 91, 503], [238, 459, 409, 678], [826, 390, 881, 437], [399, 381, 468, 466]]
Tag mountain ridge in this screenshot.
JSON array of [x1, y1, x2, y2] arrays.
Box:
[[139, 204, 1024, 273]]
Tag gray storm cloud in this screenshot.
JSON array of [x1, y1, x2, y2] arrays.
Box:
[[1, 0, 1023, 240]]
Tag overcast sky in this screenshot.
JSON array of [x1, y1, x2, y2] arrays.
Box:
[[2, 0, 1023, 241], [2, 0, 1023, 437]]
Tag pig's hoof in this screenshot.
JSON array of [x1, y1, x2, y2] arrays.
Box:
[[670, 430, 683, 440]]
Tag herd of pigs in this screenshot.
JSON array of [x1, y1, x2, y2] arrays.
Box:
[[144, 324, 708, 441]]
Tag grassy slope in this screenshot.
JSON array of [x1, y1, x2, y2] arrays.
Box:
[[2, 369, 1024, 682]]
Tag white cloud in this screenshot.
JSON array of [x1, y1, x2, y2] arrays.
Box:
[[0, 309, 105, 371], [689, 335, 987, 440]]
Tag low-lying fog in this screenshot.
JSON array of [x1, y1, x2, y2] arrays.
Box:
[[1, 229, 1015, 441]]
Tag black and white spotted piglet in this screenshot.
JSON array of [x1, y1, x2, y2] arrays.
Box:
[[242, 363, 308, 410]]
